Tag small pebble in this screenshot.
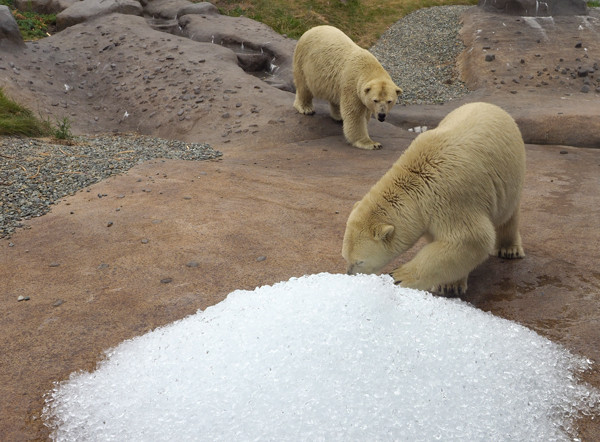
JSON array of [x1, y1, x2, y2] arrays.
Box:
[[17, 295, 30, 302], [53, 299, 65, 307], [560, 150, 568, 155], [49, 262, 60, 267], [141, 238, 149, 244], [107, 221, 113, 227], [256, 256, 267, 262], [186, 261, 200, 268], [160, 277, 173, 284]]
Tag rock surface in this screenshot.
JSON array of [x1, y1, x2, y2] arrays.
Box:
[[478, 0, 588, 16], [0, 4, 599, 441], [178, 13, 296, 91], [143, 0, 218, 18]]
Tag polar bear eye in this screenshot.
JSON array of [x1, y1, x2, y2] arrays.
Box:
[[386, 100, 392, 104], [373, 99, 379, 103]]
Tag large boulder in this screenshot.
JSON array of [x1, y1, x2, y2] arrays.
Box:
[[478, 0, 588, 16], [56, 0, 143, 31], [0, 5, 25, 49]]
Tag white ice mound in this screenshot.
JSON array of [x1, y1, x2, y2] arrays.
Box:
[[44, 273, 599, 441]]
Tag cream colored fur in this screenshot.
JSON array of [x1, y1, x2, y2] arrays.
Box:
[[293, 25, 402, 150], [342, 102, 526, 295]]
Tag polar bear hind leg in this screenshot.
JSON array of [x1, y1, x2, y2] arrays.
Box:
[[495, 208, 525, 259]]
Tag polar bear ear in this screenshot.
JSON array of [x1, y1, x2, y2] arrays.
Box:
[[395, 88, 402, 96], [374, 224, 394, 241]]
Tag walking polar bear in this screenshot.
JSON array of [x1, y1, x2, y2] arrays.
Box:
[[293, 25, 402, 150], [342, 102, 526, 296]]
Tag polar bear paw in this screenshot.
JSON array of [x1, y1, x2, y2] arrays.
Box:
[[496, 245, 525, 259], [353, 140, 382, 150], [390, 266, 416, 287], [432, 279, 468, 297], [293, 101, 315, 115]]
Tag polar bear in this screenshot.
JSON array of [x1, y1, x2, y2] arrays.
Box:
[[293, 25, 402, 150], [342, 102, 526, 296]]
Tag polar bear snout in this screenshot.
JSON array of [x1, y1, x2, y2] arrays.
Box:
[[377, 113, 386, 122], [346, 262, 362, 275]]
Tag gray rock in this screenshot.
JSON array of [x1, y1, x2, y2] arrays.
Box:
[[478, 0, 588, 16], [178, 2, 218, 17], [0, 5, 25, 50], [144, 0, 218, 19], [56, 0, 143, 31]]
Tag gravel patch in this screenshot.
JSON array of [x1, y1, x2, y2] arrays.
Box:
[[370, 5, 473, 105], [0, 134, 221, 238]]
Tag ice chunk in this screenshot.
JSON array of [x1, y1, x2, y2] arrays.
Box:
[[44, 273, 599, 441]]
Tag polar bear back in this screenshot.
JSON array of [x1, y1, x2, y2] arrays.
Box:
[[293, 25, 387, 103], [381, 102, 525, 228]]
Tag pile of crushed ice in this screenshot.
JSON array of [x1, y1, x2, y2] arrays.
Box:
[[44, 273, 599, 441]]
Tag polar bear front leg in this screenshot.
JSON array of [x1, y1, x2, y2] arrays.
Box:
[[341, 104, 381, 150], [391, 222, 495, 295], [329, 102, 342, 122]]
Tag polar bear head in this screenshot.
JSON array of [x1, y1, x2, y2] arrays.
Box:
[[361, 80, 402, 122], [342, 200, 397, 275]]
